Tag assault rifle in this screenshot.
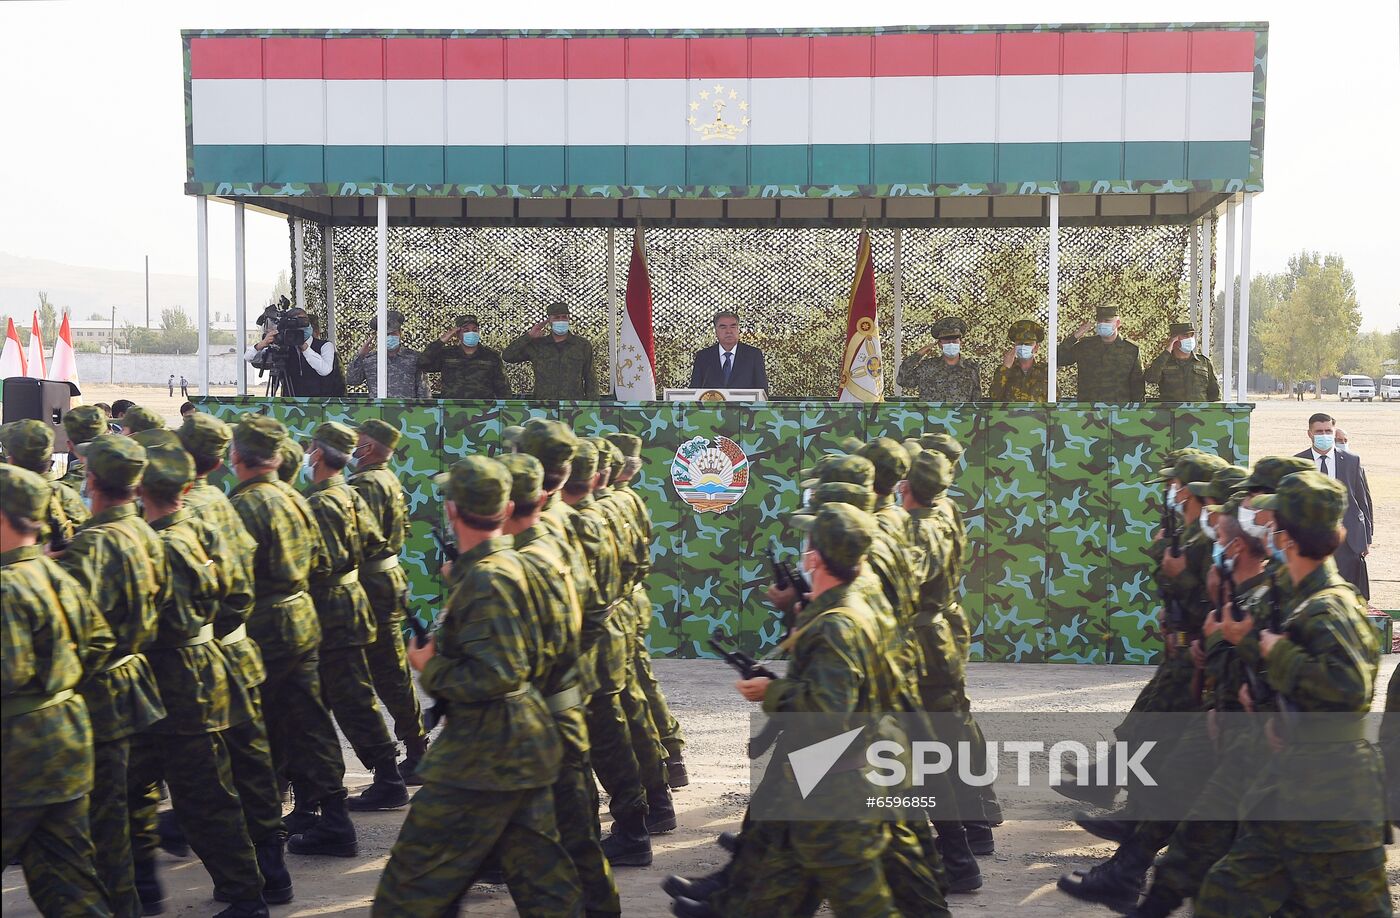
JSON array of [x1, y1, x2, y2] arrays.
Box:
[[709, 631, 783, 759], [1160, 485, 1185, 635], [406, 614, 447, 732], [1218, 557, 1269, 710], [433, 527, 459, 565], [765, 540, 810, 644]]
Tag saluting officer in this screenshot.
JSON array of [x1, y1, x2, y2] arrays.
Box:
[[1059, 305, 1145, 402], [1145, 320, 1221, 401], [897, 316, 982, 401], [988, 319, 1048, 401]]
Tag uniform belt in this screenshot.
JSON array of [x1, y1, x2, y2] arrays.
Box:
[[101, 654, 138, 673], [260, 590, 306, 607], [363, 555, 400, 573], [1167, 631, 1193, 649], [597, 598, 625, 621], [154, 623, 215, 650], [1289, 717, 1368, 744], [331, 569, 360, 587], [1, 688, 75, 720], [545, 685, 583, 713], [220, 624, 248, 646]]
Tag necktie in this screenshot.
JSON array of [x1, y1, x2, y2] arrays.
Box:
[[1319, 454, 1328, 476], [722, 352, 733, 383]]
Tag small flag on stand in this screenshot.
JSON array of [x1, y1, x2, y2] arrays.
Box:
[[50, 311, 80, 392], [26, 311, 47, 380], [837, 229, 883, 403], [615, 227, 657, 401], [1, 316, 28, 378]]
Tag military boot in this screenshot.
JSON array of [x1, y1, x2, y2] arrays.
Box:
[[932, 822, 983, 893], [981, 793, 1004, 827], [1056, 849, 1149, 912], [282, 804, 319, 837], [601, 809, 653, 867], [288, 790, 358, 858], [965, 820, 995, 856], [716, 831, 740, 854], [665, 754, 690, 789], [347, 759, 409, 811], [156, 810, 190, 858], [645, 784, 677, 834], [1075, 808, 1137, 844], [662, 865, 730, 902], [212, 900, 270, 918], [1123, 885, 1183, 917], [133, 858, 167, 915], [256, 837, 294, 904], [398, 735, 428, 787]]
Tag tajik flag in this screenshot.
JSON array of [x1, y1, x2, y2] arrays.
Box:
[[615, 229, 657, 401], [50, 312, 80, 390], [26, 311, 47, 380], [0, 316, 27, 378], [837, 230, 883, 403]]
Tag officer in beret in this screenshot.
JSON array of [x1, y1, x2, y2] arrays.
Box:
[[503, 303, 598, 400], [58, 434, 171, 917], [419, 313, 511, 400], [121, 405, 166, 436], [374, 455, 581, 915], [988, 319, 1048, 402], [348, 419, 429, 784], [300, 422, 405, 816], [0, 418, 87, 545], [1145, 321, 1221, 401], [226, 415, 357, 859], [347, 309, 426, 398], [1, 464, 115, 917], [61, 404, 108, 493], [897, 315, 983, 401], [1059, 304, 1145, 402]]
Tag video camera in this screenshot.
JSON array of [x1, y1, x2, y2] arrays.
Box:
[[250, 296, 313, 394]]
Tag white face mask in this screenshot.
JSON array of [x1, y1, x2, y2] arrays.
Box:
[[1199, 507, 1216, 541], [1015, 344, 1034, 360], [1167, 483, 1180, 509], [301, 452, 316, 481], [1334, 442, 1348, 453], [1238, 505, 1269, 540], [1179, 337, 1197, 354], [941, 342, 961, 358]]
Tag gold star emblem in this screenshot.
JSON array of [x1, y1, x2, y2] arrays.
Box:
[[741, 116, 750, 126], [738, 100, 748, 112], [688, 115, 697, 126], [689, 101, 699, 111], [713, 83, 724, 94], [699, 90, 709, 100], [729, 89, 737, 100]]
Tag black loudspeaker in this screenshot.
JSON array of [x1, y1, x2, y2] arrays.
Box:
[[2, 377, 75, 453]]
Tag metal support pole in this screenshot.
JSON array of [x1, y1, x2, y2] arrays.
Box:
[[1221, 201, 1237, 399], [323, 225, 337, 345], [1188, 220, 1199, 329], [196, 195, 210, 396], [234, 202, 247, 396], [376, 197, 388, 400], [293, 217, 305, 312], [606, 227, 617, 396], [1201, 216, 1213, 371], [1047, 195, 1060, 403], [109, 306, 115, 383], [891, 228, 904, 397], [1236, 194, 1254, 399]]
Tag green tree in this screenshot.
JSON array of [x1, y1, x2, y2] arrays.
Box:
[[37, 292, 57, 344], [1339, 330, 1388, 380], [1260, 259, 1361, 398]]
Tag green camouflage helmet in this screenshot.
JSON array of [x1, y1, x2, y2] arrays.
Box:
[[277, 439, 304, 482], [233, 413, 287, 459], [517, 419, 578, 474], [1189, 465, 1249, 504], [789, 481, 877, 529], [919, 433, 964, 466], [1165, 451, 1227, 487], [141, 444, 196, 500], [435, 455, 512, 518], [906, 450, 952, 504], [358, 418, 400, 450], [499, 452, 544, 506], [312, 421, 357, 455], [567, 438, 599, 488], [130, 429, 182, 451], [0, 464, 51, 519], [178, 411, 232, 460], [63, 405, 108, 446], [122, 405, 165, 433], [1251, 470, 1345, 540], [1240, 456, 1313, 493], [808, 454, 875, 491], [0, 419, 54, 471], [792, 502, 877, 572], [857, 437, 910, 495], [86, 433, 147, 490]]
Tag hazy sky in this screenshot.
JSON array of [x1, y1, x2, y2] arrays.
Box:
[[2, 0, 1397, 330]]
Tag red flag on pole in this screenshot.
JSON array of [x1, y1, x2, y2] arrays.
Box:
[[615, 228, 657, 401], [50, 312, 80, 389], [1, 316, 27, 378], [26, 311, 47, 380], [837, 229, 883, 402]]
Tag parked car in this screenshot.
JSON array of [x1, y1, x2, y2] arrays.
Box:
[[1338, 374, 1376, 402], [1380, 375, 1400, 402]]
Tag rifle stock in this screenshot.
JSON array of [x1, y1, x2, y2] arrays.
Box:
[[709, 632, 783, 758]]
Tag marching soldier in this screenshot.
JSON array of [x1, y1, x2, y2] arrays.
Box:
[[120, 406, 165, 436], [1, 464, 115, 918], [61, 404, 109, 493], [1058, 305, 1145, 402], [897, 316, 982, 401], [1145, 321, 1222, 401], [857, 437, 912, 545], [0, 418, 87, 544], [988, 319, 1048, 401]]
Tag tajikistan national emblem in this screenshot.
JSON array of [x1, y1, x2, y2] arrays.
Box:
[[672, 436, 749, 513]]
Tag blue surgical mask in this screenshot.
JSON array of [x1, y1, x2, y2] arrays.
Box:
[[941, 342, 961, 358], [462, 331, 481, 347], [1312, 433, 1334, 452], [1268, 528, 1288, 564], [1211, 542, 1225, 568], [1097, 322, 1115, 337], [1015, 344, 1034, 360], [1334, 441, 1348, 453], [384, 335, 400, 350], [551, 320, 570, 335], [1179, 337, 1196, 353], [302, 327, 313, 342]]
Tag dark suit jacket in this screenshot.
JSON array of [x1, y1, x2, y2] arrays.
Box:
[[1294, 448, 1374, 552], [688, 342, 769, 392]]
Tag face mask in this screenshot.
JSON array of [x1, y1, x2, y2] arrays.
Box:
[[1097, 322, 1115, 337], [893, 483, 905, 505], [1312, 433, 1334, 452], [1015, 344, 1034, 360], [1179, 337, 1196, 353], [941, 342, 961, 358], [1334, 442, 1348, 453], [800, 545, 817, 578], [551, 320, 570, 335], [1167, 483, 1180, 508], [1239, 506, 1269, 540], [302, 327, 313, 342], [301, 453, 316, 481], [1268, 528, 1288, 565], [1199, 507, 1216, 541], [801, 488, 813, 509], [462, 331, 481, 347], [1211, 542, 1225, 568], [384, 335, 400, 350], [82, 494, 93, 512]]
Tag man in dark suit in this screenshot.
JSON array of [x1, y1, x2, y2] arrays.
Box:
[[1296, 412, 1374, 598], [688, 311, 769, 394]]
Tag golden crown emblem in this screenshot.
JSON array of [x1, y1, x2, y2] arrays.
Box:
[[689, 83, 749, 142], [696, 453, 727, 476]]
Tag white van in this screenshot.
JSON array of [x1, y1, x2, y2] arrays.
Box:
[[1338, 375, 1375, 402], [1381, 375, 1400, 401]]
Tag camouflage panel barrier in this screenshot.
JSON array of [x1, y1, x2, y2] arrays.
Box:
[[200, 397, 1250, 664]]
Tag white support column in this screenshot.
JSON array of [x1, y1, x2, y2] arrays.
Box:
[[376, 198, 388, 400], [606, 228, 617, 395], [1200, 216, 1213, 370], [1221, 201, 1237, 399], [234, 201, 247, 396], [1047, 195, 1060, 403], [196, 196, 210, 396], [293, 218, 305, 312], [891, 228, 905, 397], [1187, 219, 1200, 329], [1236, 194, 1254, 400], [323, 225, 337, 344]]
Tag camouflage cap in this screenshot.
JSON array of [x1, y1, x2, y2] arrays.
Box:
[[901, 438, 923, 460], [930, 316, 968, 339], [86, 434, 147, 489], [857, 437, 910, 494], [368, 309, 405, 331], [358, 418, 400, 450], [1190, 464, 1248, 504], [517, 419, 578, 473], [0, 464, 51, 519], [837, 436, 864, 455], [63, 405, 108, 446], [140, 444, 196, 497], [1166, 451, 1227, 486], [567, 438, 599, 488], [1168, 322, 1195, 337], [1251, 470, 1345, 538], [232, 413, 287, 457], [792, 481, 876, 519], [592, 436, 624, 475], [1240, 456, 1313, 493], [178, 412, 232, 459], [455, 314, 482, 328], [312, 421, 357, 455], [277, 440, 304, 483], [1008, 319, 1046, 344], [1095, 305, 1120, 320], [547, 303, 571, 318], [919, 433, 964, 466], [122, 406, 165, 433], [435, 455, 512, 518], [0, 419, 54, 470], [1155, 446, 1206, 480], [798, 454, 839, 488], [906, 450, 953, 503], [805, 454, 875, 490], [499, 453, 544, 506], [606, 433, 643, 459], [130, 428, 182, 451], [793, 503, 876, 571]]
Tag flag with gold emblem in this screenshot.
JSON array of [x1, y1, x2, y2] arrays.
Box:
[[837, 230, 882, 402], [615, 228, 657, 401]]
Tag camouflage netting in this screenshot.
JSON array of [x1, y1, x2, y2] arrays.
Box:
[[294, 223, 1209, 400]]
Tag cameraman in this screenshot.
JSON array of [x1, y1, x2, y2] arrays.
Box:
[[244, 307, 345, 398]]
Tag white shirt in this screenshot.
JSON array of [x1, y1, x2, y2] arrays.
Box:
[[717, 344, 737, 362], [244, 339, 336, 376], [1309, 448, 1337, 479]]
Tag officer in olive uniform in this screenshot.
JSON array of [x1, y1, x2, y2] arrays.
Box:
[[227, 415, 356, 858], [988, 319, 1048, 401], [1, 464, 114, 918], [372, 456, 581, 917], [0, 418, 88, 544], [418, 313, 512, 399], [349, 419, 429, 783], [1058, 305, 1145, 402], [896, 316, 983, 401], [301, 422, 406, 814], [1145, 321, 1222, 401], [60, 434, 171, 917], [120, 406, 166, 435], [61, 404, 109, 493], [502, 303, 598, 399]]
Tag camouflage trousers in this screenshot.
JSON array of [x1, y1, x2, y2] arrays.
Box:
[[92, 737, 140, 918], [2, 796, 109, 918], [222, 688, 287, 844], [618, 593, 669, 798], [319, 644, 398, 771], [552, 710, 620, 915], [127, 729, 263, 902], [586, 616, 648, 821], [1195, 824, 1392, 917], [262, 648, 346, 806], [628, 585, 684, 759], [361, 571, 425, 746], [372, 782, 582, 917], [1116, 651, 1199, 744]]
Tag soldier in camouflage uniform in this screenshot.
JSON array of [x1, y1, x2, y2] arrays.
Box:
[[502, 303, 597, 399], [301, 422, 407, 814], [125, 435, 271, 917], [59, 434, 171, 917], [345, 309, 427, 398], [120, 406, 165, 436], [417, 313, 511, 399], [1195, 470, 1388, 917], [1, 464, 115, 918], [857, 437, 911, 545], [227, 415, 357, 859], [987, 319, 1048, 402], [349, 419, 428, 783], [1145, 321, 1222, 401], [1058, 304, 1145, 402], [61, 404, 109, 494], [896, 316, 982, 401], [276, 438, 302, 484], [372, 456, 581, 917], [0, 418, 87, 546]]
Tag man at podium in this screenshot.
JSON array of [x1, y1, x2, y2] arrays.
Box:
[[687, 311, 769, 392]]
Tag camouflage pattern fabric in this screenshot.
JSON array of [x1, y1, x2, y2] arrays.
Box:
[[1145, 350, 1222, 401], [501, 333, 597, 399], [1057, 334, 1145, 402], [60, 457, 86, 493], [987, 361, 1048, 401], [184, 476, 265, 692], [416, 341, 511, 399], [48, 477, 89, 542], [895, 354, 982, 401], [345, 346, 427, 398], [0, 798, 110, 918]]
